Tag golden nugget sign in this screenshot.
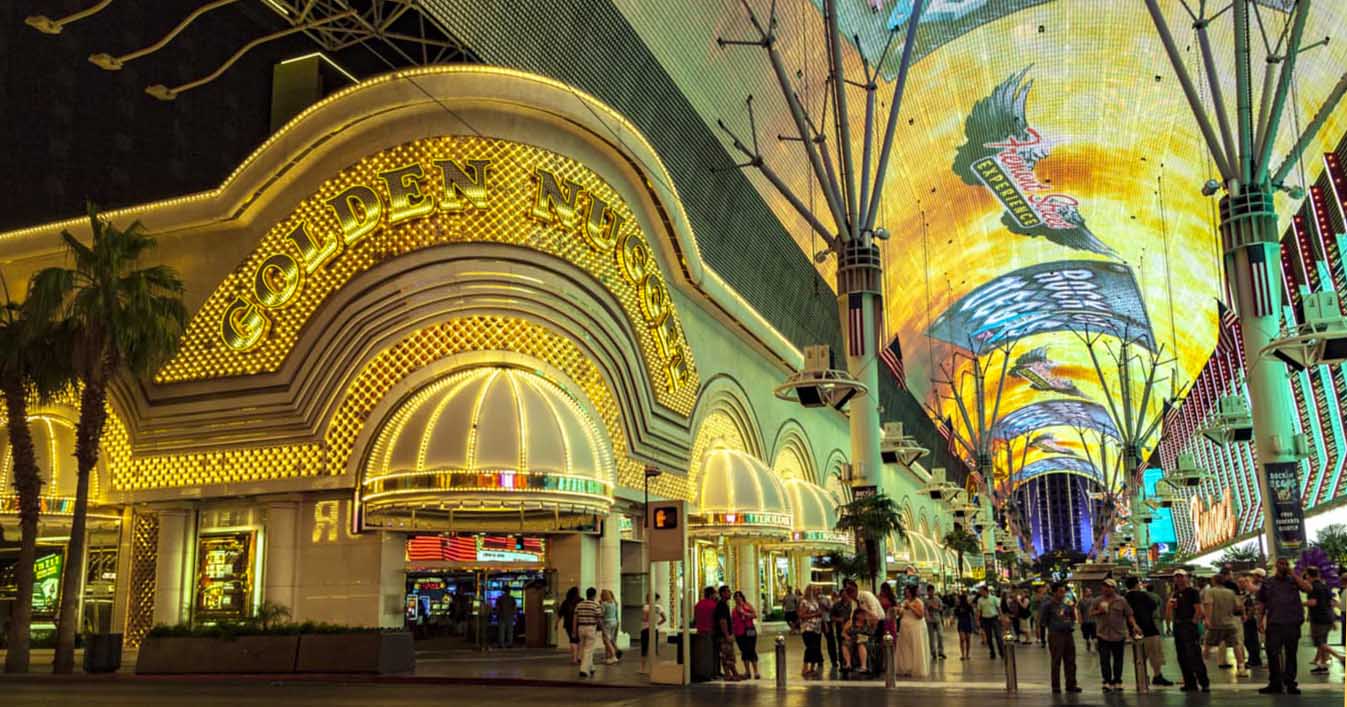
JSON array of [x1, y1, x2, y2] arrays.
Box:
[[160, 136, 696, 406]]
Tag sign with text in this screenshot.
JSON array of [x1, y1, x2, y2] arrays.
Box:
[[194, 532, 254, 621], [647, 501, 687, 563], [1265, 461, 1307, 557]]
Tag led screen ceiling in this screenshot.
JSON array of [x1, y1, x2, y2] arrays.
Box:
[[615, 0, 1347, 485]]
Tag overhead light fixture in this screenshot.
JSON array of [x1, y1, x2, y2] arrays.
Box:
[[1261, 290, 1347, 372], [1166, 453, 1210, 488], [882, 421, 930, 467], [921, 465, 958, 501], [774, 345, 868, 412], [1200, 394, 1254, 445]]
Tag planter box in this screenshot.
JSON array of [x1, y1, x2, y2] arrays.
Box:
[[136, 635, 300, 674], [134, 632, 415, 675], [296, 632, 414, 674]]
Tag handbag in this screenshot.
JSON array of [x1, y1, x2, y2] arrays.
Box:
[[744, 627, 757, 638]]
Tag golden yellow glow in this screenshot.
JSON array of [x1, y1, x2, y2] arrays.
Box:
[[156, 135, 698, 415]]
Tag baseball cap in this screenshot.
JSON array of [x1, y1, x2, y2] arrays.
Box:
[[1251, 568, 1267, 577], [1172, 569, 1188, 577], [1103, 578, 1117, 588]]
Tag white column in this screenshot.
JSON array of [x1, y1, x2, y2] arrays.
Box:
[[736, 543, 759, 608], [264, 501, 300, 617], [599, 511, 622, 607], [153, 509, 193, 627]]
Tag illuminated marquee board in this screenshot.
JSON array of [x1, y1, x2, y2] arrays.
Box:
[[194, 532, 255, 621], [158, 136, 698, 411]]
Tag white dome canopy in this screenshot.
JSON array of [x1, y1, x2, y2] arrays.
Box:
[[361, 366, 614, 531], [781, 478, 849, 550], [690, 448, 791, 539], [0, 415, 82, 517]]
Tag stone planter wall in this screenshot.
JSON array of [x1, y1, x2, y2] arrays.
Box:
[[135, 632, 414, 675]]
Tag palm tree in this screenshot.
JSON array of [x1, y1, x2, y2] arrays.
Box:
[[943, 526, 981, 580], [1313, 524, 1347, 567], [29, 205, 186, 674], [834, 493, 905, 591], [0, 281, 72, 673]]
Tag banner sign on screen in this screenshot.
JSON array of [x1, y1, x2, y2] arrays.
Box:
[[1010, 347, 1086, 397], [953, 67, 1116, 257], [991, 399, 1120, 440], [1265, 461, 1307, 557], [928, 260, 1155, 353]]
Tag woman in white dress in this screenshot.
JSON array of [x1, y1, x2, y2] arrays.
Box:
[[894, 584, 931, 678]]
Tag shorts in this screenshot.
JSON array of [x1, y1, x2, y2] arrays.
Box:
[[1203, 626, 1239, 647], [1311, 622, 1332, 647], [1081, 623, 1096, 640]]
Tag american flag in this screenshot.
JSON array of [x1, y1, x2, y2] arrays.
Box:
[[847, 293, 866, 357], [939, 415, 962, 460], [1161, 398, 1181, 439], [1216, 300, 1240, 353], [1247, 244, 1276, 318], [878, 335, 907, 389]]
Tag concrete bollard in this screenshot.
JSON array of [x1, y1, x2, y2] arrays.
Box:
[[1132, 637, 1150, 693], [775, 635, 787, 689], [883, 634, 896, 688], [1002, 630, 1018, 693]]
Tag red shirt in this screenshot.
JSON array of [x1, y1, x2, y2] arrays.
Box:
[[694, 598, 718, 633]]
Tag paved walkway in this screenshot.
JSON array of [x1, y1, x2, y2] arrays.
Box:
[[3, 625, 1343, 696]]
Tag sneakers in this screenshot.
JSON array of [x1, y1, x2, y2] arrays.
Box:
[[1258, 685, 1283, 695], [1066, 687, 1082, 693], [1236, 668, 1251, 677], [1286, 686, 1302, 695], [1152, 675, 1174, 686], [1310, 665, 1329, 674]]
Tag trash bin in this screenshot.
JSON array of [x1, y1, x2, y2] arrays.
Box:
[[83, 633, 122, 674]]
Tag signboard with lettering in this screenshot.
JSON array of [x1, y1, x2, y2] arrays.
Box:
[[32, 552, 62, 617], [991, 400, 1120, 441], [1189, 487, 1237, 552], [928, 260, 1154, 354], [1264, 461, 1307, 557]]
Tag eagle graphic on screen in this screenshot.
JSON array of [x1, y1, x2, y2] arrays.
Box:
[[1027, 433, 1078, 457], [1009, 346, 1086, 397], [953, 66, 1118, 257]]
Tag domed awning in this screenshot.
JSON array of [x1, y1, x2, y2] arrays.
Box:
[[889, 529, 939, 568], [689, 449, 791, 540], [776, 478, 849, 551], [0, 415, 83, 518], [360, 366, 614, 532]]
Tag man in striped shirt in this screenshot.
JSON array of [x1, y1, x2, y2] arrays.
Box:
[[574, 587, 604, 678]]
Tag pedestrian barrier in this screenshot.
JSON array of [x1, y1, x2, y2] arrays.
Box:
[[1131, 637, 1149, 693], [1002, 630, 1018, 693], [775, 635, 786, 689], [883, 634, 895, 688]]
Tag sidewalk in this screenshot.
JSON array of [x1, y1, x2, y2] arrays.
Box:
[[3, 626, 1342, 694]]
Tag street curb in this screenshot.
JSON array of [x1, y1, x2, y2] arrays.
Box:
[[0, 672, 654, 690]]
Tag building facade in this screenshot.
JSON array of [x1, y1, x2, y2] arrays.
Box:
[[0, 67, 958, 649]]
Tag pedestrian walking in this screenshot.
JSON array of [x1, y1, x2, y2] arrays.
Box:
[[977, 586, 1004, 659], [819, 588, 840, 670], [1030, 584, 1049, 646], [640, 593, 666, 673], [1241, 571, 1264, 668], [574, 587, 604, 678], [1257, 558, 1313, 694], [1306, 566, 1344, 673], [1091, 578, 1142, 693], [1124, 576, 1173, 686], [954, 593, 975, 660], [799, 586, 825, 678], [783, 586, 799, 633], [715, 585, 743, 681], [557, 587, 581, 665], [1201, 568, 1246, 675], [925, 584, 947, 660], [1079, 586, 1097, 653], [1040, 582, 1081, 694], [599, 589, 622, 663], [732, 590, 761, 679], [1167, 569, 1210, 692], [495, 590, 517, 649]]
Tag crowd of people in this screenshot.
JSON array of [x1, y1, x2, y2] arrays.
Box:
[[556, 559, 1342, 691]]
